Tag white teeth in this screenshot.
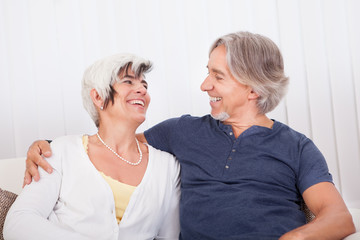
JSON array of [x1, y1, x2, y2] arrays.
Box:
[[209, 97, 222, 102], [130, 100, 145, 107]]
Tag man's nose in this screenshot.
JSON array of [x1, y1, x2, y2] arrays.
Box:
[[200, 76, 212, 92]]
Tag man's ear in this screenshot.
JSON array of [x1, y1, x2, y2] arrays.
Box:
[[90, 88, 104, 109]]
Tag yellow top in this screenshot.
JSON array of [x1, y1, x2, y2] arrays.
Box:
[[82, 135, 136, 223]]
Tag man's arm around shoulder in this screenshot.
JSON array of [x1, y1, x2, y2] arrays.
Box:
[[24, 140, 53, 186]]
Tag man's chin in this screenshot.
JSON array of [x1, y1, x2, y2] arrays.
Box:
[[210, 112, 230, 121]]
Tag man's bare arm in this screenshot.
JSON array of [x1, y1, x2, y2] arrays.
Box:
[[279, 182, 355, 240], [24, 140, 53, 186]]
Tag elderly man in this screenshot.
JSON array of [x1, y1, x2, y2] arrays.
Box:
[[24, 31, 355, 239]]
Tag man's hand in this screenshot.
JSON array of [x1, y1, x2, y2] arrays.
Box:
[[24, 140, 53, 186]]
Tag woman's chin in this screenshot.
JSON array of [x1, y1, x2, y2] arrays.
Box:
[[135, 116, 146, 125]]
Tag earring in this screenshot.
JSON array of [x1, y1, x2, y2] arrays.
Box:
[[100, 106, 104, 110]]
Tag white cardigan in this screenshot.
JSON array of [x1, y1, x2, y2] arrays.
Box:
[[4, 135, 181, 240]]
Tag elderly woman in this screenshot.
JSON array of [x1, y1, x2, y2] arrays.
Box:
[[4, 54, 180, 240]]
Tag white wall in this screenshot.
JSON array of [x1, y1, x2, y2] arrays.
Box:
[[0, 0, 359, 207]]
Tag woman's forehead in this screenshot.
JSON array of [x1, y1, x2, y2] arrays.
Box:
[[118, 64, 146, 80]]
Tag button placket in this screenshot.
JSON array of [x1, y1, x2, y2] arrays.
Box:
[[225, 145, 238, 170], [222, 125, 238, 171], [225, 135, 240, 170]]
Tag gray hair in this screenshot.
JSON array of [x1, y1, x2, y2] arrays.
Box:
[[210, 31, 289, 114], [81, 53, 152, 127]]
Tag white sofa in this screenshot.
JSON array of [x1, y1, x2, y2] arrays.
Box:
[[0, 157, 26, 195], [0, 157, 359, 239]]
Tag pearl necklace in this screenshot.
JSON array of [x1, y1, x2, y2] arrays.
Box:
[[96, 133, 142, 166]]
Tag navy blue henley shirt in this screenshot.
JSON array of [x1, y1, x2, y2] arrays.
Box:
[[144, 114, 333, 240]]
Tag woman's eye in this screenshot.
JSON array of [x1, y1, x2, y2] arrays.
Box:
[[123, 80, 132, 84], [143, 84, 148, 89]]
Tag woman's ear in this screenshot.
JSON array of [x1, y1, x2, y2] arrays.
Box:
[[90, 89, 104, 110], [248, 89, 259, 100]]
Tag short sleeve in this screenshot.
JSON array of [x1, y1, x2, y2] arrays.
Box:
[[297, 138, 333, 194], [144, 117, 181, 154]]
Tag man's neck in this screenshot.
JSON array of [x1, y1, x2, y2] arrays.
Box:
[[223, 114, 273, 138]]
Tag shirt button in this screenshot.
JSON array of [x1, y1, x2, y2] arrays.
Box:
[[228, 157, 232, 160], [232, 149, 236, 152], [229, 132, 233, 135], [225, 165, 229, 169]]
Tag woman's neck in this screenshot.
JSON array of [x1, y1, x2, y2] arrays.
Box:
[[95, 122, 139, 152]]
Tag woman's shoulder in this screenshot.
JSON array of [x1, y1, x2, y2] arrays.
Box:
[[47, 135, 84, 162], [147, 144, 176, 160], [146, 144, 180, 187], [51, 134, 82, 146], [147, 144, 179, 169]]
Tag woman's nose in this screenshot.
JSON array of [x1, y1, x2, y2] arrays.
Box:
[[135, 83, 147, 94]]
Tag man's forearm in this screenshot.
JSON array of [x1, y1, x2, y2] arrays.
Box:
[[279, 210, 355, 240]]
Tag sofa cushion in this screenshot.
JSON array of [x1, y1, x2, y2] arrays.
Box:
[[0, 188, 18, 240], [301, 201, 315, 222]]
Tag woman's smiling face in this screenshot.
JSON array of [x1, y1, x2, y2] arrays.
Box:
[[107, 69, 151, 125]]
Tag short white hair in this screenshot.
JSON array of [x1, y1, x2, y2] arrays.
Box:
[[81, 53, 152, 127]]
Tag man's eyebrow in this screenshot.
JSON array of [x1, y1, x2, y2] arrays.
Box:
[[207, 66, 225, 76], [141, 80, 148, 85]]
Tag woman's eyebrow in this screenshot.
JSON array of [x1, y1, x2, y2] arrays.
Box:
[[122, 74, 135, 79]]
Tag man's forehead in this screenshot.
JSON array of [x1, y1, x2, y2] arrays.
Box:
[[207, 60, 229, 76]]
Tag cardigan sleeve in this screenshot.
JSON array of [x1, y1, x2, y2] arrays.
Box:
[[3, 160, 92, 240], [155, 156, 181, 240]]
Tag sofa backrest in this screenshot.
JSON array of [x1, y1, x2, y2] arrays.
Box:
[[0, 157, 26, 195]]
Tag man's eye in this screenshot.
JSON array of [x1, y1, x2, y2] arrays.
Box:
[[215, 75, 223, 80], [123, 80, 132, 84], [143, 84, 148, 89]]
